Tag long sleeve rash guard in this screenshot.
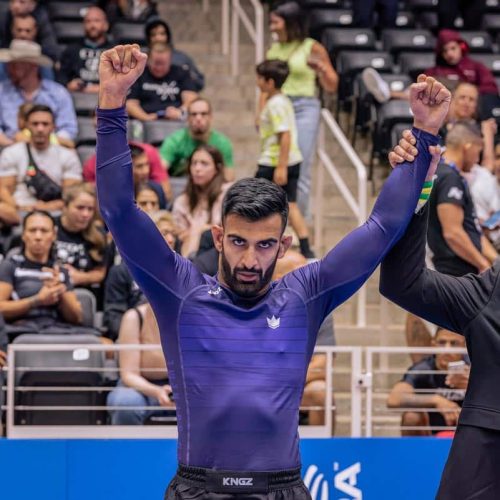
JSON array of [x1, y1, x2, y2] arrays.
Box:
[[96, 106, 437, 471]]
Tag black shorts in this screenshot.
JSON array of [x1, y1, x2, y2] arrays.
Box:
[[256, 163, 301, 202], [165, 464, 311, 500], [437, 425, 500, 499]]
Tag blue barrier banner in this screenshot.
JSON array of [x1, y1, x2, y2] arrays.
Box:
[[1, 438, 451, 500]]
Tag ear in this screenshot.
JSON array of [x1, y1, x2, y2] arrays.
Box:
[[277, 234, 293, 259], [211, 224, 224, 252]]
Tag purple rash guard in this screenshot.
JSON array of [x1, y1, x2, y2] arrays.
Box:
[[96, 107, 438, 471]]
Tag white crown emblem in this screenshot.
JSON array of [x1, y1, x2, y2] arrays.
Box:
[[208, 286, 222, 296], [267, 315, 280, 329]]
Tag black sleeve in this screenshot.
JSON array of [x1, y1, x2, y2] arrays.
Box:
[[178, 67, 198, 93], [434, 171, 466, 208], [173, 50, 205, 91], [0, 260, 15, 285], [380, 205, 500, 335], [57, 45, 79, 85], [402, 359, 432, 388], [0, 313, 7, 351], [128, 78, 142, 101]]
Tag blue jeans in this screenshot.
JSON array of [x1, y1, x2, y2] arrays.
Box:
[[289, 96, 321, 218], [107, 379, 174, 425]]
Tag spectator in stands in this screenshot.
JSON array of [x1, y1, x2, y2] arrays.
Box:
[[173, 145, 231, 257], [0, 104, 82, 213], [0, 210, 84, 340], [256, 60, 315, 259], [107, 302, 175, 425], [58, 7, 113, 94], [54, 184, 108, 305], [266, 1, 338, 217], [387, 327, 469, 436], [98, 0, 158, 24], [0, 15, 54, 81], [0, 41, 78, 148], [103, 210, 176, 342], [159, 97, 235, 182], [14, 102, 58, 144], [438, 0, 486, 31], [273, 250, 336, 430], [352, 0, 399, 29], [363, 30, 498, 106], [0, 0, 60, 62], [126, 42, 198, 122], [145, 18, 205, 92], [135, 182, 161, 214], [130, 144, 170, 208]]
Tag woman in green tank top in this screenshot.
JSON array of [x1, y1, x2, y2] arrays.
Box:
[[262, 1, 338, 218]]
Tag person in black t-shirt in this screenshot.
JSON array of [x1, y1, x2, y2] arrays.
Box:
[[428, 120, 498, 276], [0, 210, 84, 341], [58, 7, 113, 94], [55, 184, 108, 306], [126, 42, 198, 121], [388, 328, 469, 436]]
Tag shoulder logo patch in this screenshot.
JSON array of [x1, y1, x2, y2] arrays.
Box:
[[208, 286, 222, 296], [447, 187, 463, 200], [267, 315, 280, 329]]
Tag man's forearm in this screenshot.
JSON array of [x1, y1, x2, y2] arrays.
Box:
[[444, 229, 490, 271], [389, 393, 440, 409], [277, 132, 290, 171]]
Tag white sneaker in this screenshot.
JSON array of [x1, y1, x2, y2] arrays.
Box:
[[361, 67, 390, 103]]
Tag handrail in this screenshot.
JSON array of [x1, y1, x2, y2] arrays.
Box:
[[315, 108, 368, 327], [4, 344, 361, 439], [230, 0, 264, 76]]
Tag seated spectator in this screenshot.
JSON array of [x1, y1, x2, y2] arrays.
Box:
[[273, 250, 336, 430], [0, 104, 82, 213], [126, 42, 197, 122], [363, 30, 498, 105], [0, 210, 85, 341], [172, 145, 231, 257], [58, 7, 113, 94], [145, 18, 204, 91], [107, 303, 175, 425], [0, 41, 78, 148], [102, 213, 177, 339], [159, 97, 235, 181], [135, 182, 161, 214], [98, 0, 158, 24], [0, 14, 54, 81], [14, 102, 58, 144], [130, 144, 170, 208], [54, 184, 109, 305], [387, 327, 469, 436], [0, 0, 60, 63]]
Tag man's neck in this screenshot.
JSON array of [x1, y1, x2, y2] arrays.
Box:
[[19, 73, 40, 96], [191, 130, 211, 143], [24, 250, 49, 264], [442, 150, 464, 171], [30, 140, 50, 152], [86, 35, 107, 46], [267, 88, 281, 98]]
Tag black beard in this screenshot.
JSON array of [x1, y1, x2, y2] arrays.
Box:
[[220, 245, 278, 298]]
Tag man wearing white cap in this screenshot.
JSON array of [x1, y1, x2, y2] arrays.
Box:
[[0, 40, 77, 148]]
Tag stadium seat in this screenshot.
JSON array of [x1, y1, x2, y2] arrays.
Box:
[[112, 22, 147, 45], [76, 117, 96, 146], [406, 0, 438, 12], [394, 11, 416, 29], [308, 8, 353, 40], [53, 21, 85, 44], [399, 51, 435, 80], [71, 91, 98, 116], [301, 0, 345, 7], [74, 288, 97, 328], [381, 29, 435, 61], [322, 28, 376, 63], [336, 50, 393, 114], [460, 31, 493, 53], [142, 120, 184, 147], [471, 53, 500, 75], [48, 2, 91, 21], [486, 0, 500, 13], [13, 334, 108, 425], [76, 145, 95, 166], [417, 11, 438, 31], [484, 14, 500, 37]]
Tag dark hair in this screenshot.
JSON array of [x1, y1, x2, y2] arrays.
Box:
[[23, 209, 55, 230], [256, 59, 290, 89], [130, 144, 147, 161], [25, 104, 54, 122], [135, 182, 159, 201], [270, 1, 306, 42], [185, 144, 225, 221], [222, 178, 289, 231], [145, 17, 172, 46]]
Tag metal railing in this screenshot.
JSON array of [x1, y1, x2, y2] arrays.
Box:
[[364, 346, 468, 437], [3, 344, 362, 439], [315, 108, 368, 327]]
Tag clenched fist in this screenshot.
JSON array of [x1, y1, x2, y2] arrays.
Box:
[[99, 44, 148, 109]]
